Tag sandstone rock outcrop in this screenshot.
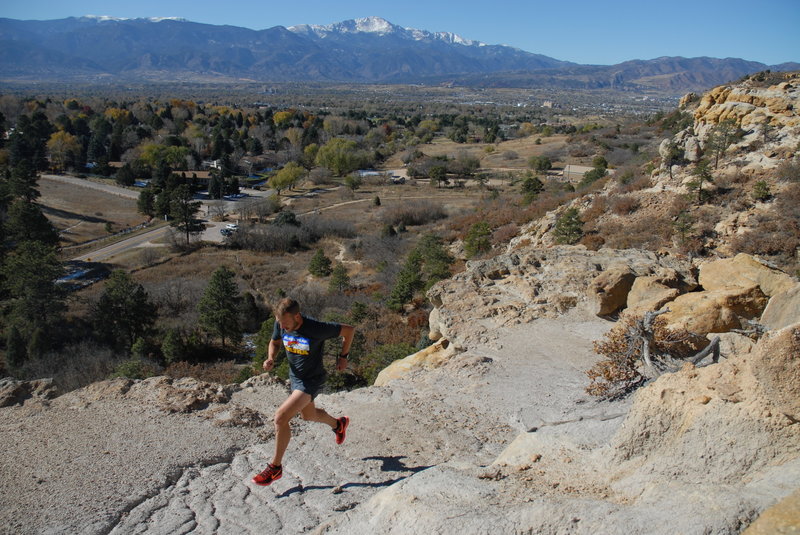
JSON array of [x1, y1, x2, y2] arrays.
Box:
[[761, 282, 800, 331], [698, 253, 795, 297], [374, 339, 456, 386], [694, 78, 800, 130], [661, 285, 769, 335], [427, 246, 695, 349], [588, 265, 636, 315], [611, 323, 800, 485]]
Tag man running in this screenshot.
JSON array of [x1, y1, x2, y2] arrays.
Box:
[[252, 298, 354, 486]]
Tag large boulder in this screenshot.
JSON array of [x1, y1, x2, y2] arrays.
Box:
[[589, 265, 636, 316], [761, 283, 800, 331], [699, 254, 795, 298], [626, 276, 681, 315], [374, 339, 456, 386], [662, 286, 769, 335]]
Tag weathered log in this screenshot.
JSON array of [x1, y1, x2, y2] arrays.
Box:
[[690, 336, 721, 366]]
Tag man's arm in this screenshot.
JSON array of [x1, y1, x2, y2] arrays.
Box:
[[336, 324, 355, 371], [263, 338, 282, 371]]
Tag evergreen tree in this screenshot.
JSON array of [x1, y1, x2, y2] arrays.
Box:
[[464, 221, 492, 258], [753, 180, 772, 201], [8, 161, 40, 201], [520, 173, 544, 204], [208, 174, 224, 199], [687, 159, 713, 203], [388, 251, 423, 310], [91, 270, 156, 352], [4, 200, 60, 247], [197, 266, 242, 347], [553, 207, 583, 244], [116, 164, 135, 187], [137, 189, 155, 217], [5, 325, 27, 370], [2, 241, 65, 345], [415, 233, 454, 289], [161, 328, 183, 364], [308, 248, 333, 277], [328, 263, 351, 293], [169, 184, 203, 246]]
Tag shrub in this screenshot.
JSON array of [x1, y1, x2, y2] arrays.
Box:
[[112, 358, 160, 380], [165, 360, 242, 384], [609, 195, 640, 215], [492, 223, 519, 245], [382, 200, 447, 227], [752, 180, 772, 201], [776, 159, 800, 182], [586, 315, 698, 399]]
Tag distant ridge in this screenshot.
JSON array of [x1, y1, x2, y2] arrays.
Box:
[[0, 16, 796, 93]]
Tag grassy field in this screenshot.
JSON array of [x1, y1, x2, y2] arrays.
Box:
[[39, 177, 147, 249]]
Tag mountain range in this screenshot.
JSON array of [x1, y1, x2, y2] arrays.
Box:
[[0, 16, 796, 93]]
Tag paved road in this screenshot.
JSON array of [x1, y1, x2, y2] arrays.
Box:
[[71, 225, 171, 262]]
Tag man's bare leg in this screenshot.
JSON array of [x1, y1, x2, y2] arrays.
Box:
[[300, 400, 339, 429], [271, 390, 313, 466]]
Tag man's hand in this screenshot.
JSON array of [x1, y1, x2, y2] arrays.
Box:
[[262, 358, 275, 372], [336, 357, 348, 372]]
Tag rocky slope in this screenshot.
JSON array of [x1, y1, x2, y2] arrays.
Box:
[[2, 73, 799, 534]]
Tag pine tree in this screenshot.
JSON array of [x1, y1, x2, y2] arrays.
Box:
[[169, 184, 203, 246], [553, 207, 583, 245], [91, 270, 156, 352], [328, 263, 351, 293], [197, 266, 242, 347], [161, 329, 183, 364], [464, 221, 492, 258], [388, 252, 423, 310], [308, 248, 333, 277]]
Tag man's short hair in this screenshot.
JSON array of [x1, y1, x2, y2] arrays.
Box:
[[276, 298, 300, 317]]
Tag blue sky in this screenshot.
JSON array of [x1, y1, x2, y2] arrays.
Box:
[[2, 0, 798, 65]]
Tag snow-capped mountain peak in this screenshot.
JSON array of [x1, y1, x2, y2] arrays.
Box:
[[80, 15, 186, 23], [288, 16, 483, 47]]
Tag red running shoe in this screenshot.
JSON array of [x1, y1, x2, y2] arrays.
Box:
[[252, 463, 282, 486], [334, 416, 350, 445]]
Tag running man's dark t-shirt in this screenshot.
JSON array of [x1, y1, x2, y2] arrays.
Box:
[[272, 316, 341, 380]]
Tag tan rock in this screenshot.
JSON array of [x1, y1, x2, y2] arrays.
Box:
[[743, 488, 800, 535], [612, 323, 800, 484], [374, 339, 456, 386], [698, 253, 795, 297], [428, 307, 444, 341], [761, 283, 800, 331], [626, 277, 681, 314], [712, 332, 755, 357], [662, 286, 769, 335], [589, 265, 636, 316]]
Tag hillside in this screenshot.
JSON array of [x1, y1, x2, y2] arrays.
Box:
[[1, 72, 799, 534], [0, 16, 796, 93]]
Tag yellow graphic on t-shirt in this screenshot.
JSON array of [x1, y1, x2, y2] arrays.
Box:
[[283, 334, 310, 355]]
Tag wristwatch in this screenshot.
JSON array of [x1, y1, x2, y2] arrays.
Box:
[[338, 353, 349, 360]]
